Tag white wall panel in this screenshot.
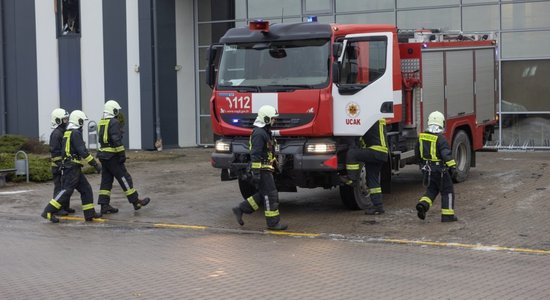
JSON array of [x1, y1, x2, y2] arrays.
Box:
[[176, 0, 197, 146], [127, 0, 142, 149], [35, 0, 60, 143], [80, 0, 105, 140]]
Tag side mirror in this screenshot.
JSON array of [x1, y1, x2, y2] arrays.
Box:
[[332, 42, 343, 59], [206, 45, 221, 88]]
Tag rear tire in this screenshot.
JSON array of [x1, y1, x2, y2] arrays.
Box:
[[238, 178, 256, 199], [339, 166, 370, 210], [451, 130, 471, 183]]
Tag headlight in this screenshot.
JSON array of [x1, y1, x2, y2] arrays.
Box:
[[305, 143, 336, 154], [215, 140, 231, 152]]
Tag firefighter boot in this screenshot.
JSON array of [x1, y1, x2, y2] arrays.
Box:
[[416, 202, 429, 220], [101, 204, 119, 214], [441, 215, 458, 222], [85, 211, 103, 222], [133, 197, 151, 211], [54, 209, 69, 216], [65, 207, 76, 214], [232, 206, 244, 226], [267, 223, 288, 231], [365, 204, 385, 215], [41, 211, 59, 223]]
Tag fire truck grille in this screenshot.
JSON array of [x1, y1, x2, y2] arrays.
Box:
[[221, 114, 315, 129]]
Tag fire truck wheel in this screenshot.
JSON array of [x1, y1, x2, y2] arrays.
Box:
[[339, 167, 371, 210], [238, 178, 257, 199], [451, 130, 471, 183]]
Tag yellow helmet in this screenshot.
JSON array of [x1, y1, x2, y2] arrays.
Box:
[[104, 100, 122, 116], [69, 110, 88, 127], [254, 105, 279, 127], [427, 111, 445, 133], [50, 108, 69, 128]]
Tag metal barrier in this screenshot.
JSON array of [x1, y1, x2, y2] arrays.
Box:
[[15, 150, 29, 183], [88, 120, 98, 150]]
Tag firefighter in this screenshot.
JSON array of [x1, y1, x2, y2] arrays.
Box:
[[49, 108, 75, 216], [415, 111, 458, 222], [41, 110, 102, 223], [96, 100, 150, 213], [232, 105, 288, 231], [343, 119, 389, 215]]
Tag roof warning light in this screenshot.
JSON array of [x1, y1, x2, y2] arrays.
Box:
[[249, 20, 270, 32], [307, 16, 318, 22]]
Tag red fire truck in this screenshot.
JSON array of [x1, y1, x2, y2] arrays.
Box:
[[206, 20, 497, 209]]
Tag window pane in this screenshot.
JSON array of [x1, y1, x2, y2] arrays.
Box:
[[198, 0, 246, 21], [462, 5, 499, 32], [340, 37, 387, 85], [502, 2, 550, 30], [501, 31, 550, 59], [500, 114, 550, 148], [397, 0, 458, 9], [336, 0, 393, 12], [305, 0, 332, 13], [397, 8, 460, 30], [248, 0, 301, 19], [199, 71, 213, 115], [502, 60, 550, 112], [336, 12, 395, 25], [463, 0, 497, 3], [200, 116, 214, 145], [198, 22, 236, 46]]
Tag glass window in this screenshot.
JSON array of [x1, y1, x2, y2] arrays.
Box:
[[198, 0, 246, 22], [500, 114, 550, 148], [199, 71, 213, 115], [198, 22, 236, 46], [305, 0, 332, 13], [336, 0, 393, 12], [397, 0, 458, 9], [462, 5, 499, 32], [217, 39, 331, 90], [339, 37, 387, 85], [502, 2, 550, 30], [501, 60, 550, 112], [501, 31, 550, 59], [57, 0, 80, 36], [336, 12, 395, 25], [397, 7, 460, 31], [462, 0, 497, 3], [200, 116, 214, 145], [248, 0, 301, 19]]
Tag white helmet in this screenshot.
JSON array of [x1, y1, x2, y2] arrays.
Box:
[[427, 111, 445, 133], [50, 108, 69, 128], [104, 100, 122, 116], [69, 110, 88, 127], [253, 105, 279, 128]]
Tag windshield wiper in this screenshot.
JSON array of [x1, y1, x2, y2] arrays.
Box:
[[219, 85, 262, 92], [262, 84, 315, 92]]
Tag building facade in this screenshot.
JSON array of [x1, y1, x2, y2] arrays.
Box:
[[1, 0, 550, 149]]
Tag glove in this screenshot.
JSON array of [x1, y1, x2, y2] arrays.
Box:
[[94, 163, 102, 174], [119, 154, 126, 164]]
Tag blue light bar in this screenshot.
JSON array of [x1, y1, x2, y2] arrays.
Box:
[[307, 16, 318, 22]]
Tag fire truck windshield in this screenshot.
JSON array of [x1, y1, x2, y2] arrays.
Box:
[[217, 39, 330, 91]]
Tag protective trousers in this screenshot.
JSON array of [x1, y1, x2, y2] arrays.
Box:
[[97, 158, 139, 205], [44, 166, 96, 219], [418, 169, 455, 216], [238, 170, 281, 227], [346, 148, 384, 207]]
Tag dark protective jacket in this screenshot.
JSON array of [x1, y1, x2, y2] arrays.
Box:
[[49, 126, 65, 167], [62, 129, 97, 168], [357, 119, 388, 162], [249, 126, 276, 171], [97, 118, 125, 160], [415, 132, 457, 169]]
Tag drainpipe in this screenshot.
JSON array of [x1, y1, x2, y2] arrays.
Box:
[[0, 0, 6, 135], [152, 0, 162, 150]]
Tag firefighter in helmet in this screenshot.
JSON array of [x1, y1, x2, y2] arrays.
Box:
[[49, 108, 75, 215], [96, 100, 150, 213], [415, 111, 458, 222], [232, 105, 288, 231], [41, 110, 102, 223], [342, 119, 389, 214]]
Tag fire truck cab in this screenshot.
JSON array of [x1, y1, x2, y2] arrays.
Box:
[[207, 20, 497, 210]]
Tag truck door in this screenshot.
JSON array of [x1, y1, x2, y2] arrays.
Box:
[[333, 33, 394, 136]]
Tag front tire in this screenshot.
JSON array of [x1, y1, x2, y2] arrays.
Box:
[[339, 166, 370, 210], [451, 130, 471, 183]]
